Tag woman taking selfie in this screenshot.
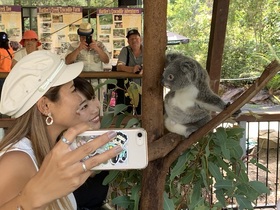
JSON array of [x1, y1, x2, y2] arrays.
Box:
[[0, 51, 122, 210], [73, 77, 114, 210]]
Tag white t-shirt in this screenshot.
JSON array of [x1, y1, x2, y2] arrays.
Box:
[[0, 137, 77, 209], [13, 48, 28, 62]]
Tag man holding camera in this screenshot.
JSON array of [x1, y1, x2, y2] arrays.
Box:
[[65, 22, 109, 72], [65, 22, 110, 115]]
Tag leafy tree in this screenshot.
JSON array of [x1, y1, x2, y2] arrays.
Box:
[[167, 0, 279, 83]]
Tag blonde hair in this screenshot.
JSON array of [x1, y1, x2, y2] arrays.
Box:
[[0, 86, 73, 210]]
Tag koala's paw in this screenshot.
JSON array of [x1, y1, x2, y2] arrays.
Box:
[[165, 118, 188, 137], [225, 102, 242, 118], [184, 127, 199, 138]]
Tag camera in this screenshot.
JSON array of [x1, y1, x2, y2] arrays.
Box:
[[86, 36, 92, 45], [77, 27, 94, 46]]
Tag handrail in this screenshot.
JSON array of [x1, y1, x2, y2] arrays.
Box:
[[0, 71, 142, 79], [1, 113, 280, 130]]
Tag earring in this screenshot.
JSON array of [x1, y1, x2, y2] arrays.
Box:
[[46, 113, 53, 126]]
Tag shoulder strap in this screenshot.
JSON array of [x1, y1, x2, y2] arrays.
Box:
[[125, 47, 130, 66], [5, 48, 12, 59]]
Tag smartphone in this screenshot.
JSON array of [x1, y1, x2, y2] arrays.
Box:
[[86, 35, 92, 45], [74, 128, 148, 170]]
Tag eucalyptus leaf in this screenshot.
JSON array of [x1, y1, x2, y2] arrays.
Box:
[[188, 197, 205, 210], [208, 161, 223, 181], [201, 168, 211, 191], [127, 84, 140, 107], [114, 104, 128, 116], [112, 195, 134, 208], [101, 112, 114, 128], [181, 170, 195, 184], [235, 195, 254, 210], [249, 181, 270, 194], [190, 181, 203, 205], [194, 205, 210, 210], [214, 189, 226, 206], [214, 179, 234, 191], [95, 78, 117, 90], [115, 114, 127, 128], [250, 158, 270, 172], [125, 118, 140, 128], [163, 192, 175, 210], [131, 185, 141, 210], [103, 170, 120, 185], [170, 151, 189, 180]]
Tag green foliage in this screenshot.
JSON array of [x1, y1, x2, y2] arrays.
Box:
[[96, 79, 142, 129], [166, 126, 269, 210], [97, 80, 270, 210], [167, 0, 279, 82], [267, 74, 280, 91], [101, 125, 269, 209]]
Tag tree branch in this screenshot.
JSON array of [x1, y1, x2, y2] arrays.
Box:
[[148, 60, 280, 163]]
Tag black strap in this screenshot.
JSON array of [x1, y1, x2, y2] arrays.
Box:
[[5, 48, 12, 59], [125, 46, 129, 66]]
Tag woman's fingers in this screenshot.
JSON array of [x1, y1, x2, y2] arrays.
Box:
[[64, 131, 118, 165], [56, 122, 90, 148], [82, 145, 123, 171]]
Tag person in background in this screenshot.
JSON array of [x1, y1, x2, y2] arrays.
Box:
[[12, 30, 41, 67], [0, 51, 122, 210], [116, 29, 143, 74], [0, 32, 14, 73], [0, 32, 14, 97], [73, 77, 114, 210], [115, 29, 143, 114], [65, 22, 110, 115]]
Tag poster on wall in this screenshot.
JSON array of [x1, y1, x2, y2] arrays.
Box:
[[37, 6, 82, 57], [0, 5, 22, 51], [96, 8, 143, 68]]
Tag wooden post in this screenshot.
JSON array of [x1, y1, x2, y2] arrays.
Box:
[[206, 0, 230, 93], [140, 0, 168, 209]]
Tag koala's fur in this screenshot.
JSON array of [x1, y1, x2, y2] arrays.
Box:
[[162, 53, 227, 138]]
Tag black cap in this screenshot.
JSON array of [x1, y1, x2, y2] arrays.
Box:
[[0, 32, 9, 42], [126, 29, 140, 38]]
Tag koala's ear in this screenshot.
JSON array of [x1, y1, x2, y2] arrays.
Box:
[[166, 53, 176, 63], [181, 60, 196, 72], [180, 59, 199, 82], [166, 53, 182, 63]]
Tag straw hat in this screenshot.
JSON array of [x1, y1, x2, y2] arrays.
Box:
[[77, 23, 94, 36]]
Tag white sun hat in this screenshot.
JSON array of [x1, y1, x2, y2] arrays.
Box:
[[0, 50, 83, 118]]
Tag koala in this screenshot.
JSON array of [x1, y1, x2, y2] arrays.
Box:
[[162, 53, 227, 138]]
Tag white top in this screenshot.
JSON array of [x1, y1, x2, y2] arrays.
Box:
[[13, 48, 28, 62], [0, 137, 77, 209]]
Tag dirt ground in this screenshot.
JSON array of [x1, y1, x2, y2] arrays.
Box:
[[247, 146, 280, 209]]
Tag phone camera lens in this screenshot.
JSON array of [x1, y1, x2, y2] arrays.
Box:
[[137, 132, 142, 137]]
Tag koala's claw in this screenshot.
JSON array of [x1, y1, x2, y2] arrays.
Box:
[[225, 102, 242, 118]]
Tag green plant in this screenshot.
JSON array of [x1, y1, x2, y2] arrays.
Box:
[[95, 78, 142, 128], [166, 126, 269, 210], [96, 80, 269, 210]]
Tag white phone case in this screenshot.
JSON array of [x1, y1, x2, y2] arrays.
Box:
[[75, 128, 148, 170]]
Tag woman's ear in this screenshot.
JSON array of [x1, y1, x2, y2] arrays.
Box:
[[36, 96, 50, 115]]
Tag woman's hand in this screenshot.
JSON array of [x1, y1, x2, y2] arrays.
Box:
[[18, 122, 121, 209]]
